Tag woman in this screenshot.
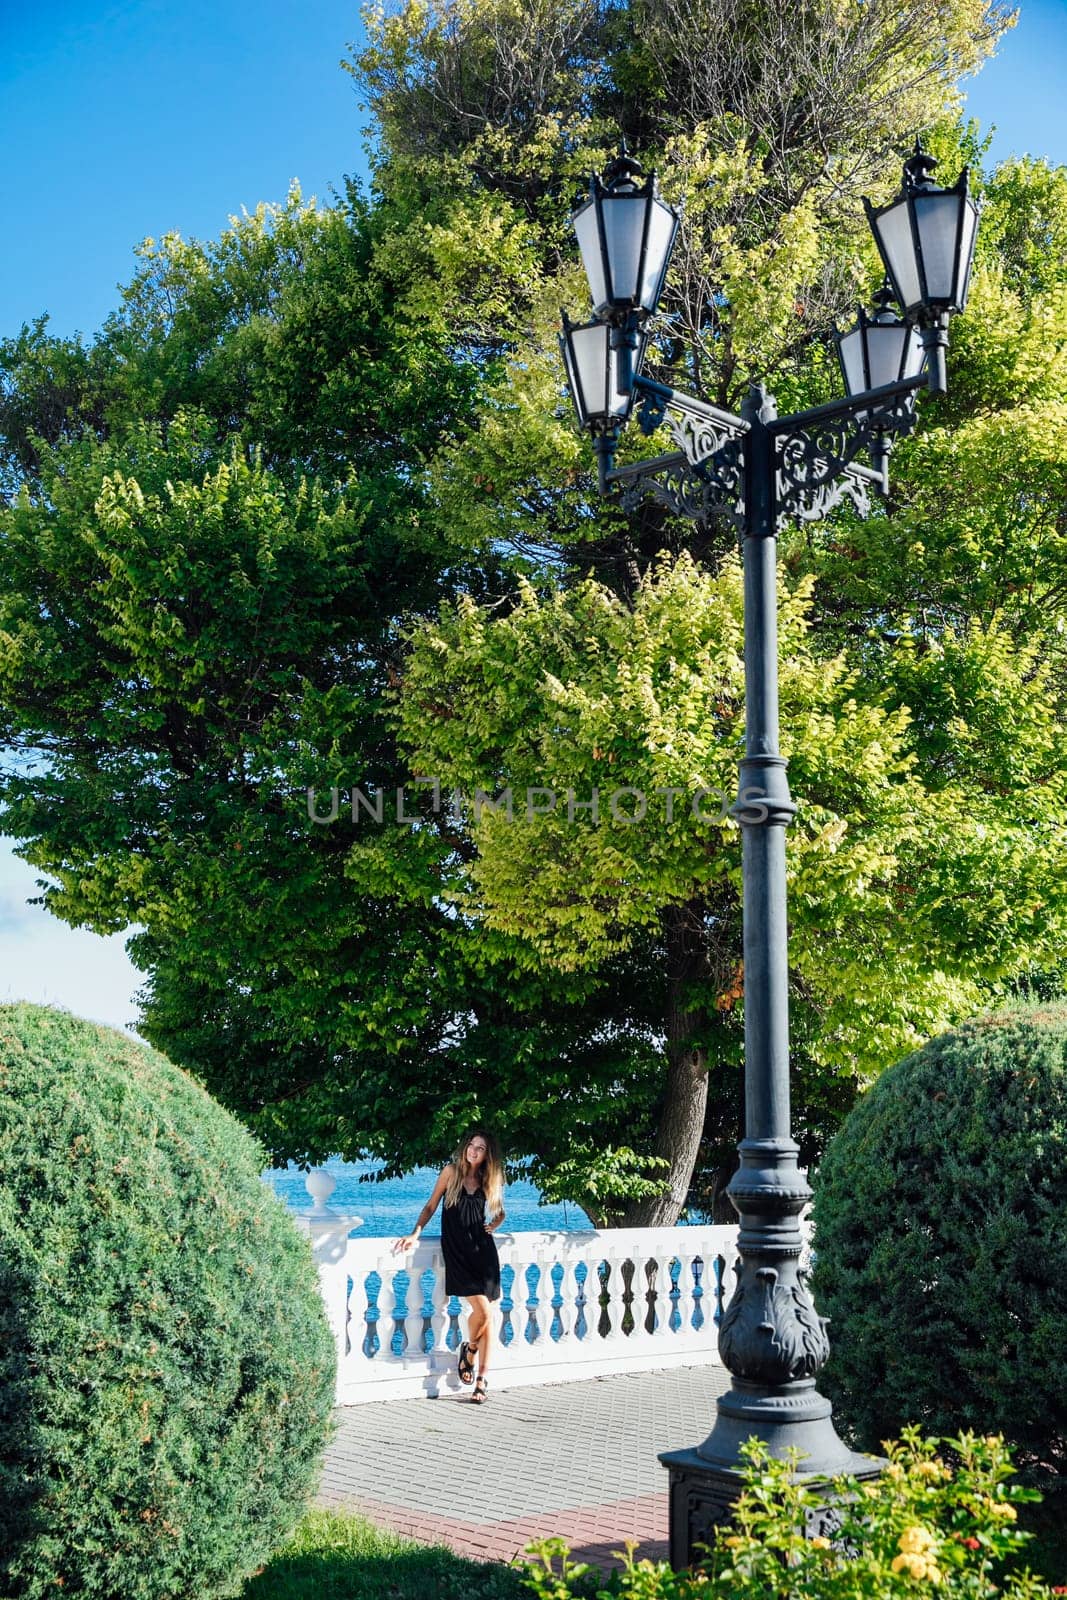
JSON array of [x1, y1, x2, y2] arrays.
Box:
[[394, 1127, 505, 1405]]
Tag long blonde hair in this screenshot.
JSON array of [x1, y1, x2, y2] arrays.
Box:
[[445, 1126, 505, 1223]]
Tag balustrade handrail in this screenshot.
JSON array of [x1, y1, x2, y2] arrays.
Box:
[[301, 1220, 814, 1405]]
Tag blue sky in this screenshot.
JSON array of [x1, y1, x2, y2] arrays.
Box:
[[0, 0, 1064, 1032]]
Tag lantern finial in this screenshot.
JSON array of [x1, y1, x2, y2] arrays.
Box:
[[872, 281, 898, 319], [601, 146, 647, 194], [903, 143, 940, 192]]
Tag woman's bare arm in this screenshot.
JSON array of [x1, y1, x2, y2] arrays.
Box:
[[394, 1165, 453, 1252]]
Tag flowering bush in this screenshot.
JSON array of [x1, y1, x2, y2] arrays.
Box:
[[520, 1430, 1057, 1600]]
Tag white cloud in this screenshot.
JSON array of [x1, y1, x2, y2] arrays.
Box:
[[0, 840, 143, 1036]]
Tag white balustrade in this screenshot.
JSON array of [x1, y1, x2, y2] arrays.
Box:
[[308, 1222, 812, 1405]]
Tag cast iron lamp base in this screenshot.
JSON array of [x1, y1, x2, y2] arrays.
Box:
[[660, 1396, 885, 1568]]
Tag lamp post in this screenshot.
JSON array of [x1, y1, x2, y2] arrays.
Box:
[[559, 145, 978, 1565]]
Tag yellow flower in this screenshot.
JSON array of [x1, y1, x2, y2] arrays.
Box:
[[810, 1537, 831, 1550], [913, 1462, 944, 1481], [886, 1463, 905, 1480], [898, 1527, 937, 1556], [891, 1553, 931, 1579], [988, 1502, 1017, 1521], [723, 1536, 745, 1549], [927, 1568, 944, 1585]]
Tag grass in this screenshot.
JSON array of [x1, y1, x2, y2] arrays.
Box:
[[241, 1508, 530, 1600]]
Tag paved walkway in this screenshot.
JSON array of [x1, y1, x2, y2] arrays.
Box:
[[315, 1363, 731, 1571]]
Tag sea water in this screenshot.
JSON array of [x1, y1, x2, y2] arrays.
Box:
[[261, 1155, 593, 1237]]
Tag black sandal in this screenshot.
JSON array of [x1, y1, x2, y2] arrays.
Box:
[[470, 1376, 489, 1404], [457, 1340, 476, 1385]]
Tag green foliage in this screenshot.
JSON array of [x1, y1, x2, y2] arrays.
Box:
[[0, 189, 488, 494], [520, 1433, 1054, 1599], [805, 154, 1067, 711], [354, 0, 1010, 408], [1, 0, 1063, 1230], [399, 551, 1067, 1077], [811, 1002, 1067, 1475], [0, 1003, 335, 1600], [243, 1506, 527, 1598], [533, 1146, 671, 1208]]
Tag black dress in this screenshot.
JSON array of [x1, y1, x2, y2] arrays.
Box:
[[441, 1184, 501, 1301]]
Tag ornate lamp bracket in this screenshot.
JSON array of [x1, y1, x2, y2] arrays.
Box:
[[605, 372, 923, 533], [772, 379, 922, 527], [609, 376, 750, 529]]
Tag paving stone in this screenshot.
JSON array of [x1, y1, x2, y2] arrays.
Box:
[[316, 1363, 730, 1570]]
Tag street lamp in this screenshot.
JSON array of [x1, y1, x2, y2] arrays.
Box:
[[835, 283, 926, 479], [864, 145, 979, 393], [835, 283, 926, 399], [558, 311, 649, 489], [572, 148, 680, 325], [559, 145, 977, 1566]]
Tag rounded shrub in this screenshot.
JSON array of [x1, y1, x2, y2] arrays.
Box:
[[0, 1003, 336, 1599], [811, 1001, 1067, 1472]]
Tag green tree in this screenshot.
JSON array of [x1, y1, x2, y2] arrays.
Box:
[[395, 555, 1067, 1222], [4, 0, 1065, 1228], [342, 0, 1067, 1218], [0, 191, 685, 1211]]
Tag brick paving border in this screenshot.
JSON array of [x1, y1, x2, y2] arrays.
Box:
[[320, 1489, 669, 1570]]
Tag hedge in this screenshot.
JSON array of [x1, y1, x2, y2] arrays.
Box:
[[0, 1003, 336, 1599]]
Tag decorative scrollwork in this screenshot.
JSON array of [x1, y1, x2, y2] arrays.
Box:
[[774, 390, 918, 526], [664, 406, 745, 472], [617, 377, 922, 532], [776, 425, 874, 524], [616, 385, 749, 527], [614, 444, 746, 529], [718, 1264, 830, 1385]]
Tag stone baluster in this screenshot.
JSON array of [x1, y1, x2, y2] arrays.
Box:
[[553, 1256, 576, 1352], [523, 1247, 546, 1351], [599, 1238, 631, 1357], [428, 1242, 449, 1360], [379, 1243, 411, 1361], [643, 1252, 661, 1337], [535, 1242, 557, 1359], [400, 1250, 423, 1359], [719, 1234, 741, 1331], [360, 1267, 381, 1359], [496, 1241, 516, 1352], [673, 1247, 697, 1341], [570, 1255, 589, 1345], [510, 1245, 531, 1348], [523, 1249, 543, 1349], [369, 1245, 398, 1360], [573, 1256, 591, 1342]]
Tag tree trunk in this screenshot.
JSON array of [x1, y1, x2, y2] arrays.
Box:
[[617, 898, 710, 1227]]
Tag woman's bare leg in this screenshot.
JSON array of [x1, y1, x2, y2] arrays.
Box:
[[467, 1294, 492, 1376], [463, 1301, 485, 1366]]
